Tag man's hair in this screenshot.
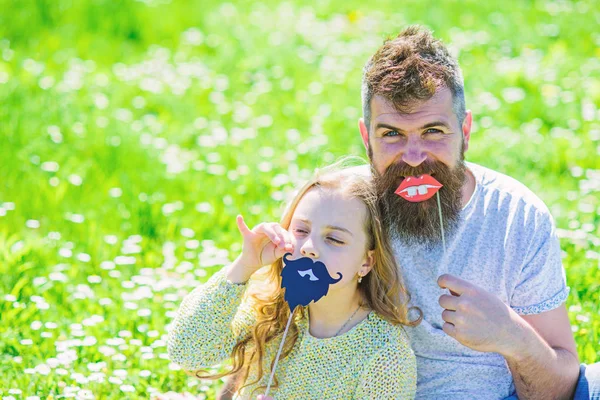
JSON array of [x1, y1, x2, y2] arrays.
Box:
[[361, 25, 466, 132]]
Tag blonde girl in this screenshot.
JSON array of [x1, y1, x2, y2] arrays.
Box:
[[168, 163, 421, 399]]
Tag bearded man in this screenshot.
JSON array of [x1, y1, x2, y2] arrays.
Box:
[[216, 26, 599, 400], [359, 25, 599, 399]]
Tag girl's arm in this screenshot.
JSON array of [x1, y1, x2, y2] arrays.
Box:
[[168, 215, 294, 371], [354, 330, 417, 399], [167, 265, 255, 371]]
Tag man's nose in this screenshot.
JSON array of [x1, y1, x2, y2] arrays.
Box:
[[300, 238, 319, 258], [401, 138, 427, 167]]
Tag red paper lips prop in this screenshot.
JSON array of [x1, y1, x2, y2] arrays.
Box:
[[395, 174, 443, 202]]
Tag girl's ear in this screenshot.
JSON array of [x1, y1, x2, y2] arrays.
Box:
[[362, 250, 375, 275]]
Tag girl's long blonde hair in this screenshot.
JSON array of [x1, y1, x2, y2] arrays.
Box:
[[196, 159, 422, 395]]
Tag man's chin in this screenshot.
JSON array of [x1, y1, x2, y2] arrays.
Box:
[[385, 206, 446, 247], [388, 222, 445, 248]]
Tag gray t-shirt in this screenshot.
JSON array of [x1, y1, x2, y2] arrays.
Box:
[[393, 162, 569, 399]]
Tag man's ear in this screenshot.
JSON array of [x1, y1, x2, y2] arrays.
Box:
[[358, 118, 369, 150], [462, 110, 472, 152], [362, 249, 375, 276]]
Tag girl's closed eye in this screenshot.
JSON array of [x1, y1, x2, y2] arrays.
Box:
[[326, 236, 345, 245], [293, 227, 308, 235]]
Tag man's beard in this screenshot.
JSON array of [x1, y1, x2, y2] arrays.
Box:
[[373, 156, 467, 247]]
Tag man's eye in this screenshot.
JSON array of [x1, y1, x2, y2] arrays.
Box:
[[424, 128, 443, 134], [383, 130, 400, 137], [327, 237, 344, 245]]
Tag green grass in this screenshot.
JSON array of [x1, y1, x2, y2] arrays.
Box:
[[1, 0, 599, 398]]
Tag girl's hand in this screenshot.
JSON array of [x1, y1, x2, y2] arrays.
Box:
[[256, 396, 274, 400], [227, 215, 293, 283]]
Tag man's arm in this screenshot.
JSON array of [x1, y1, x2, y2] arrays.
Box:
[[506, 305, 579, 400], [438, 275, 579, 400]]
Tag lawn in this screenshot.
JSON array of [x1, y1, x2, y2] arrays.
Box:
[[0, 0, 598, 398]]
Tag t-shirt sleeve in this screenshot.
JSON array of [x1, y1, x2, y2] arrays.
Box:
[[510, 212, 569, 315], [354, 330, 417, 399]]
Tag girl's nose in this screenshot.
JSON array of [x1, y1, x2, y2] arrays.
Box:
[[300, 239, 318, 258]]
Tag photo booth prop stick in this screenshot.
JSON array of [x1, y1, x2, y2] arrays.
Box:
[[395, 174, 447, 253], [264, 253, 343, 397]]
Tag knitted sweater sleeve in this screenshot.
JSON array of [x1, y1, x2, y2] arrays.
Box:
[[354, 330, 417, 399], [167, 267, 255, 371]]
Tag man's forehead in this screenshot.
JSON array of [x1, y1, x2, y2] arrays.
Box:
[[371, 88, 454, 126]]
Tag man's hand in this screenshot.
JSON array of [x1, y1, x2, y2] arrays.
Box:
[[437, 274, 523, 356], [438, 274, 580, 399]]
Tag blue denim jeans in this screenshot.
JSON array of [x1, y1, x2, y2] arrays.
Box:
[[574, 363, 600, 400]]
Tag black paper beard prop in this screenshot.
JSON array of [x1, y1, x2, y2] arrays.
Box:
[[280, 253, 343, 311]]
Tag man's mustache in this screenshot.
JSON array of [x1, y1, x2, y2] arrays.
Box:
[[381, 160, 445, 181]]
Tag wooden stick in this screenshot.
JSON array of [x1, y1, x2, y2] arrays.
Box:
[[264, 310, 294, 397], [436, 191, 446, 255]]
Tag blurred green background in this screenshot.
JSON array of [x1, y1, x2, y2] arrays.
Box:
[[1, 0, 599, 398]]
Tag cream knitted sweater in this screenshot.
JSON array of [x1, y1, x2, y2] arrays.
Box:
[[168, 267, 416, 399]]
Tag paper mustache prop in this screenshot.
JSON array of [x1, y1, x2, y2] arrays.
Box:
[[264, 253, 343, 396], [396, 174, 447, 251], [280, 253, 343, 311]]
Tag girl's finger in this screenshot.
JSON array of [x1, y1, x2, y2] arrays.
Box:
[[254, 223, 281, 245], [274, 244, 292, 261], [236, 215, 252, 236], [273, 224, 293, 251], [269, 223, 286, 248]]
